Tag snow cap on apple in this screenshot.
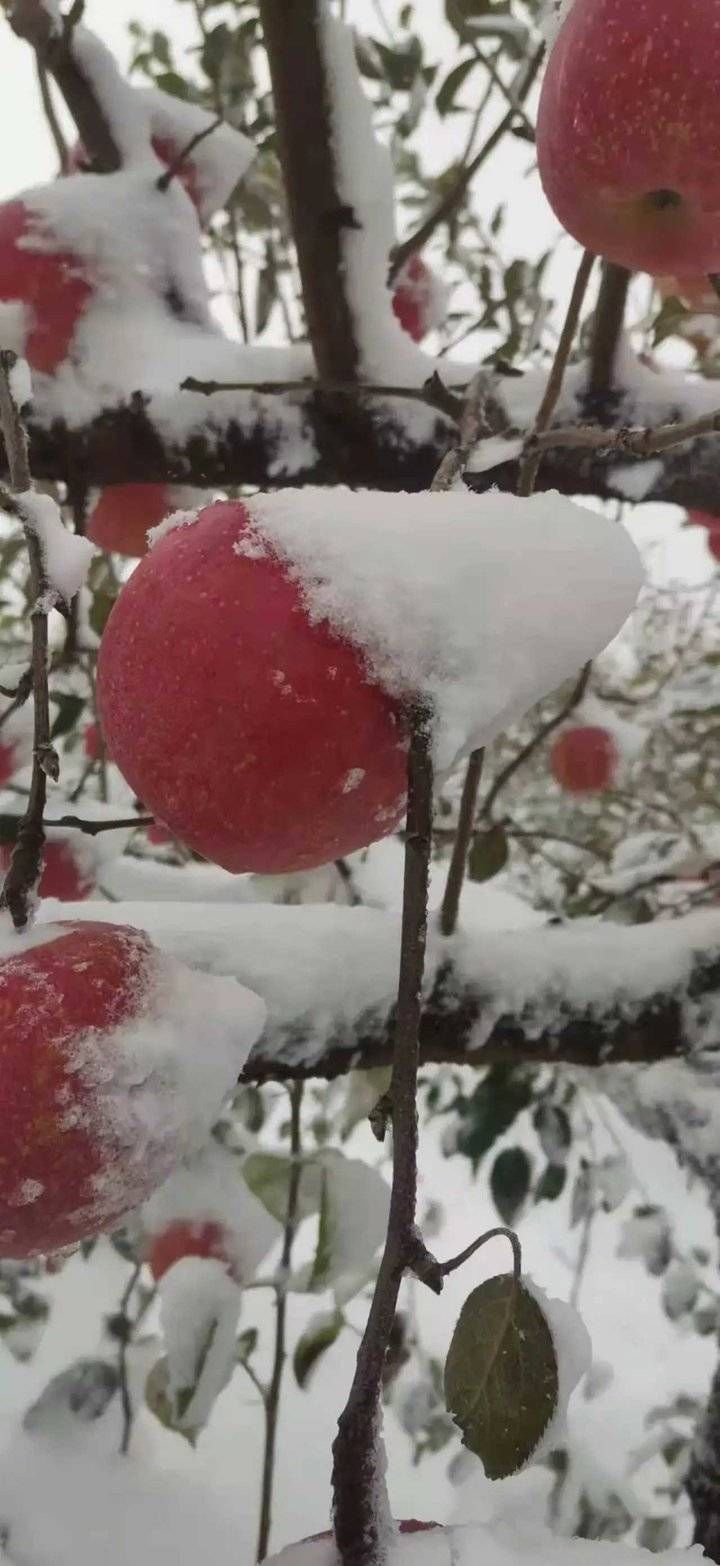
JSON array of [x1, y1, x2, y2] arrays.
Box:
[[97, 489, 642, 875], [143, 1141, 280, 1286], [537, 0, 720, 276], [0, 920, 265, 1258]]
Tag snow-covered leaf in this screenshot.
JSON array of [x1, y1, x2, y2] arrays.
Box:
[[154, 1258, 242, 1439], [444, 1274, 558, 1478], [24, 1360, 119, 1434]]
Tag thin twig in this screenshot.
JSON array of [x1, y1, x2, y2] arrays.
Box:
[[390, 44, 545, 282], [586, 263, 631, 399], [45, 814, 153, 836], [517, 248, 596, 496], [181, 373, 463, 422], [480, 663, 591, 822], [439, 749, 484, 937], [531, 403, 720, 459], [332, 710, 434, 1566], [0, 352, 57, 931], [117, 1261, 142, 1457], [256, 1081, 304, 1564], [439, 1225, 521, 1281], [156, 115, 223, 194]]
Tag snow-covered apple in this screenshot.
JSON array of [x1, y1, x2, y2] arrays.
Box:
[[0, 836, 94, 902], [68, 135, 202, 216], [147, 1219, 238, 1284], [87, 485, 177, 558], [392, 254, 445, 342], [97, 499, 409, 874], [266, 1523, 440, 1565], [0, 920, 265, 1258], [550, 725, 619, 794], [537, 0, 720, 275], [0, 199, 91, 373]]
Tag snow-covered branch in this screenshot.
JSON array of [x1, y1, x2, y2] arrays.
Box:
[[39, 901, 720, 1082]]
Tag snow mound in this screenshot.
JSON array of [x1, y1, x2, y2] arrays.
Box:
[[139, 87, 255, 223], [15, 491, 94, 605], [245, 488, 643, 772]]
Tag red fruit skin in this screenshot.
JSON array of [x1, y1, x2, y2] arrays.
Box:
[[537, 0, 720, 276], [97, 499, 408, 875], [87, 484, 174, 558], [147, 822, 173, 846], [147, 1219, 236, 1283], [274, 1524, 440, 1561], [0, 839, 94, 902], [688, 510, 720, 530], [392, 255, 433, 342], [550, 726, 619, 794], [0, 922, 173, 1258], [0, 742, 17, 788], [0, 200, 91, 373], [83, 722, 105, 763], [707, 528, 720, 563]]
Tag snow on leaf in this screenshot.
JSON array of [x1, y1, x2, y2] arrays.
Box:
[[24, 1359, 119, 1435], [242, 1152, 322, 1227], [153, 1256, 242, 1439], [293, 1309, 344, 1389]]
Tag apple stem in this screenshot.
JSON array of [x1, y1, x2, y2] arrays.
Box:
[[0, 351, 56, 932], [517, 246, 596, 497], [256, 1081, 305, 1564], [332, 709, 434, 1566], [586, 263, 631, 401]]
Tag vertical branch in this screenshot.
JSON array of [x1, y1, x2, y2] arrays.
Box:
[[332, 711, 434, 1566], [0, 351, 57, 931], [8, 0, 122, 172], [257, 0, 360, 382], [517, 248, 596, 497], [439, 749, 484, 937], [256, 1081, 304, 1564]]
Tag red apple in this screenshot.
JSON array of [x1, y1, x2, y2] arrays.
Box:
[[87, 484, 178, 558], [97, 499, 408, 874], [0, 199, 91, 373], [0, 921, 237, 1258], [707, 527, 720, 563], [549, 725, 619, 793], [0, 741, 19, 788], [267, 1523, 440, 1564], [537, 0, 720, 275], [147, 1218, 237, 1283], [392, 254, 443, 343], [83, 722, 106, 763], [147, 822, 173, 846], [0, 837, 94, 901]]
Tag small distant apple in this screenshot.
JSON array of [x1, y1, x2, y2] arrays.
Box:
[[392, 254, 445, 343], [549, 725, 619, 793], [0, 835, 94, 902], [147, 1218, 239, 1284], [87, 485, 179, 559]]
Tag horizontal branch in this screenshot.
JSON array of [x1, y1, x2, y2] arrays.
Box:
[[37, 900, 720, 1082], [22, 359, 720, 511]]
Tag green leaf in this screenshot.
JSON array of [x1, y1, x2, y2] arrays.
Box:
[[89, 589, 115, 640], [236, 1327, 258, 1363], [293, 1309, 343, 1388], [535, 1164, 566, 1204], [435, 56, 477, 116], [308, 1169, 333, 1292], [638, 1519, 677, 1553], [533, 1103, 571, 1165], [490, 1147, 531, 1224], [50, 692, 85, 742], [455, 1066, 532, 1172], [146, 1356, 197, 1447], [242, 1152, 321, 1225], [444, 1274, 558, 1478], [467, 824, 508, 883]]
